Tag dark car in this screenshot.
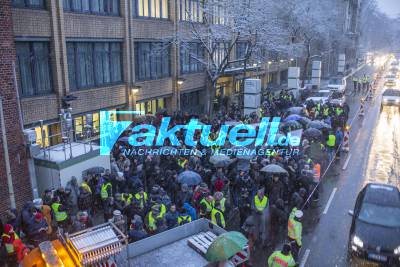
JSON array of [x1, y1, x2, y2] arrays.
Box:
[[348, 183, 400, 266]]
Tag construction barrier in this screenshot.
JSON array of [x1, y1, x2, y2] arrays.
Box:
[[342, 126, 350, 152]]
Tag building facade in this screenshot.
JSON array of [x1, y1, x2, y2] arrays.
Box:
[[10, 0, 290, 148], [0, 0, 33, 212]]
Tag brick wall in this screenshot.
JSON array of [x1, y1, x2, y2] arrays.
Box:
[[12, 8, 51, 37], [69, 85, 127, 115], [0, 0, 32, 214], [135, 78, 173, 101], [21, 95, 59, 125], [64, 13, 125, 39]]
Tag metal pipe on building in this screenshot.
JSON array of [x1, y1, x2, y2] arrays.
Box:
[[0, 97, 16, 209]]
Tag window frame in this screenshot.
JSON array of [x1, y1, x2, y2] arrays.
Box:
[[67, 41, 124, 91], [180, 42, 204, 75], [12, 0, 46, 9], [63, 0, 120, 16], [135, 42, 171, 81], [132, 0, 169, 20], [179, 0, 203, 22], [16, 41, 54, 98]]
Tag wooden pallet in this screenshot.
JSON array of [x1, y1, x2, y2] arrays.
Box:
[[187, 231, 248, 266]]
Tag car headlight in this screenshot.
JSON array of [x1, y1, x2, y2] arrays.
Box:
[[395, 246, 400, 255], [353, 235, 364, 248]]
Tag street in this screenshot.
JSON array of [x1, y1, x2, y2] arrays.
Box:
[[297, 65, 399, 267]]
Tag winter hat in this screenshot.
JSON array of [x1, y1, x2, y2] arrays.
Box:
[[33, 198, 43, 209], [4, 224, 13, 233], [34, 212, 44, 221]]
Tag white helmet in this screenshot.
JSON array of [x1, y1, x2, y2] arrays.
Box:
[[294, 210, 304, 219]]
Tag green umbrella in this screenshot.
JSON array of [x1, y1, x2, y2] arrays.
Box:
[[205, 231, 248, 262]]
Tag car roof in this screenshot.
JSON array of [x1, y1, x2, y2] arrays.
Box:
[[383, 89, 400, 96], [364, 183, 400, 207]]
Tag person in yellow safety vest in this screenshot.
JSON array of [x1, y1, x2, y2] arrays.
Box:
[[199, 195, 214, 218], [177, 208, 192, 226], [121, 193, 133, 205], [326, 132, 336, 148], [252, 188, 268, 244], [288, 210, 303, 261], [315, 102, 321, 113], [323, 106, 330, 117], [326, 131, 336, 162], [213, 191, 227, 213], [134, 187, 148, 210], [336, 107, 344, 116], [100, 179, 112, 201], [145, 205, 164, 233], [51, 197, 68, 226], [268, 243, 296, 267], [81, 178, 92, 194], [253, 189, 268, 213], [2, 224, 20, 255], [352, 76, 358, 91], [211, 203, 226, 228], [178, 157, 188, 169]]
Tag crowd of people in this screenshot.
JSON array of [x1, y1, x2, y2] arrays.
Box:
[[1, 85, 356, 266]]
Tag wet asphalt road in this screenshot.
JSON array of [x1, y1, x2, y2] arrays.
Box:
[[297, 65, 400, 267]]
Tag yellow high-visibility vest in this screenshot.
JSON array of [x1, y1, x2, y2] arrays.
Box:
[[211, 208, 225, 228], [254, 195, 268, 212], [101, 182, 112, 200], [134, 192, 148, 209], [81, 182, 92, 193], [326, 134, 336, 147], [1, 233, 19, 254], [288, 218, 302, 246], [51, 202, 67, 222]]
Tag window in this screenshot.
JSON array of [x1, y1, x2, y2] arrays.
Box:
[[211, 2, 227, 25], [16, 42, 53, 97], [13, 0, 45, 8], [136, 97, 166, 114], [73, 112, 100, 140], [180, 43, 204, 74], [135, 42, 170, 81], [132, 0, 168, 19], [67, 42, 123, 90], [63, 0, 120, 15], [213, 42, 227, 66], [236, 42, 248, 60], [179, 0, 203, 22]]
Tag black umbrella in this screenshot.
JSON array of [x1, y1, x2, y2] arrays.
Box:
[[284, 120, 302, 128], [287, 107, 305, 115], [209, 155, 231, 168], [260, 164, 288, 175], [83, 166, 105, 176], [308, 120, 331, 130], [303, 128, 322, 138], [177, 170, 202, 186]]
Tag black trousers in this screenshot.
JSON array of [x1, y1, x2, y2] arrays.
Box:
[[289, 237, 301, 261]]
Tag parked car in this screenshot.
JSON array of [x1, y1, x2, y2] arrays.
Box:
[[305, 89, 332, 105], [381, 89, 400, 111], [348, 183, 400, 266], [329, 91, 346, 106], [384, 75, 397, 87], [328, 77, 347, 92]]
